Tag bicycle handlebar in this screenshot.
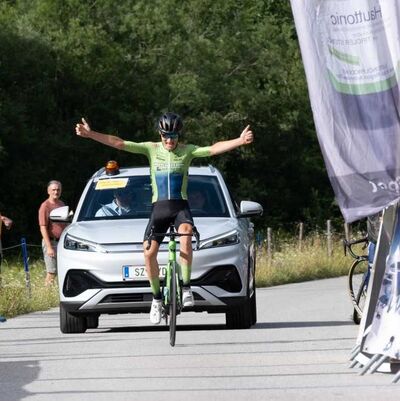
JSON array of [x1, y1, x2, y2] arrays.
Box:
[[343, 236, 368, 259], [146, 225, 201, 251]]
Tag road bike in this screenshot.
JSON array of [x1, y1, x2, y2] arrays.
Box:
[[343, 236, 370, 325], [146, 225, 200, 346]]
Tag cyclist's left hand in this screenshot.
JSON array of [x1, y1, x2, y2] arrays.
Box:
[[240, 125, 253, 145], [76, 118, 92, 138]]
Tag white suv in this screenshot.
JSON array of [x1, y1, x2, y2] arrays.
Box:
[[52, 163, 263, 333]]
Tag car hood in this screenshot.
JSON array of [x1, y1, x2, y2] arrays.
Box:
[[65, 218, 239, 244]]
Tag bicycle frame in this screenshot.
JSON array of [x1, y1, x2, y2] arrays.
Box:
[[146, 225, 200, 346], [163, 231, 182, 315]]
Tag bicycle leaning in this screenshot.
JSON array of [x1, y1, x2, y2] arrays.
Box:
[[343, 236, 371, 325], [146, 224, 200, 346]]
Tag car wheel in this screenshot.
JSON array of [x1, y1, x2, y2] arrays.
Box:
[[225, 298, 251, 329], [60, 304, 87, 334], [86, 314, 100, 329], [226, 257, 255, 329]]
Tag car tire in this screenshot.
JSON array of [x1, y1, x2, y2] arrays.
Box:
[[60, 304, 87, 334], [86, 314, 100, 329], [226, 257, 254, 329], [225, 298, 251, 329]]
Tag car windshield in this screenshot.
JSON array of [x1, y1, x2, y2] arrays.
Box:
[[77, 174, 230, 221]]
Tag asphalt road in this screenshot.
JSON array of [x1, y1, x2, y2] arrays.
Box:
[[0, 276, 398, 401]]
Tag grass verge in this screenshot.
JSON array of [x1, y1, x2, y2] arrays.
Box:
[[256, 235, 361, 287], [0, 259, 59, 319]]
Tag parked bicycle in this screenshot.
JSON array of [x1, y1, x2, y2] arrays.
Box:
[[343, 236, 370, 324], [146, 225, 200, 346]]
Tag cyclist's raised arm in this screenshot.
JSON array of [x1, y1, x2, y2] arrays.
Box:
[[75, 118, 125, 150], [209, 125, 253, 156]]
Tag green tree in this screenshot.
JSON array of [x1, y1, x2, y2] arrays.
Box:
[[0, 0, 338, 246]]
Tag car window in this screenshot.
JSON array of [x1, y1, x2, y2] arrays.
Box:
[[78, 176, 153, 221], [77, 174, 230, 221], [187, 176, 229, 217]]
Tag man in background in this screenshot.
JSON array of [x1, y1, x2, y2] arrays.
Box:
[[38, 180, 68, 285]]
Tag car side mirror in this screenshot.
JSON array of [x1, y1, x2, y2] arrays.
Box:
[[237, 201, 263, 218], [50, 206, 74, 222]]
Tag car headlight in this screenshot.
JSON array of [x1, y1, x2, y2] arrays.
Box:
[[199, 230, 240, 249], [64, 234, 107, 253]]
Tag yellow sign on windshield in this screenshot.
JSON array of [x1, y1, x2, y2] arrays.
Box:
[[95, 178, 128, 190]]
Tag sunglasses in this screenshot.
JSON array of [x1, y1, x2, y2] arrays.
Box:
[[161, 132, 179, 140]]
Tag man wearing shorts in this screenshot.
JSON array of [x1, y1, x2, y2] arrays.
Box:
[[38, 180, 68, 285], [75, 112, 253, 323]]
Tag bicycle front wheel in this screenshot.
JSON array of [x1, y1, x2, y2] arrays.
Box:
[[348, 258, 369, 324], [169, 261, 178, 346]]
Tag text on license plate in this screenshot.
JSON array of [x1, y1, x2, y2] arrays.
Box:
[[122, 265, 167, 280]]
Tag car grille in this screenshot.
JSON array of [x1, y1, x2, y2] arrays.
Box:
[[63, 270, 150, 297], [99, 294, 148, 303], [100, 293, 204, 303]]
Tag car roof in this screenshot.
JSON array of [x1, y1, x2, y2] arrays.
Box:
[[93, 164, 220, 180]]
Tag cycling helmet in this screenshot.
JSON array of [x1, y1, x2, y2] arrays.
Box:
[[158, 112, 183, 135]]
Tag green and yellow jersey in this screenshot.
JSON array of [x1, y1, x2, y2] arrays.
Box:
[[123, 141, 211, 203]]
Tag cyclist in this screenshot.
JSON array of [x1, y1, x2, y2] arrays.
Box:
[[75, 112, 254, 324]]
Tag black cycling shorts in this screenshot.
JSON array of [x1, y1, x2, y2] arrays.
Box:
[[144, 199, 194, 244]]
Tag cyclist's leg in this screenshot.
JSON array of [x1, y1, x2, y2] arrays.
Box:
[[145, 239, 167, 325], [143, 204, 171, 323], [175, 202, 195, 307], [175, 202, 194, 286], [143, 234, 164, 324], [177, 222, 193, 283], [143, 239, 161, 296]]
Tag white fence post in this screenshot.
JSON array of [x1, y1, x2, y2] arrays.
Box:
[[298, 222, 304, 251], [327, 220, 333, 257]]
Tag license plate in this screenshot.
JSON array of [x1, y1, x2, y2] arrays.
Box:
[[122, 265, 167, 280]]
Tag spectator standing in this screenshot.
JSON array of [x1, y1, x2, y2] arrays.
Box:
[[38, 181, 68, 285]]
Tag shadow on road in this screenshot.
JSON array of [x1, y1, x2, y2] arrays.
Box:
[[103, 323, 226, 333], [97, 319, 354, 334], [254, 320, 355, 329], [0, 360, 38, 401]]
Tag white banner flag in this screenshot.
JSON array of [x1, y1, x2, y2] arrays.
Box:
[[363, 207, 400, 359], [290, 0, 400, 222]]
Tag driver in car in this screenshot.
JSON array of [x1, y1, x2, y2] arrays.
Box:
[[96, 187, 137, 217]]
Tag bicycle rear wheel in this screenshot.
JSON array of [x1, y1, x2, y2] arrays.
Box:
[[348, 258, 369, 324], [169, 261, 178, 346]]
